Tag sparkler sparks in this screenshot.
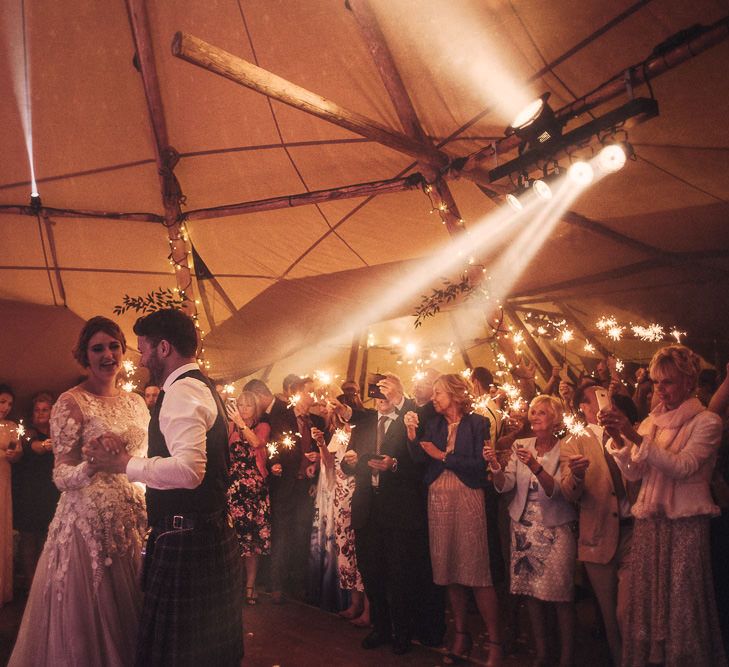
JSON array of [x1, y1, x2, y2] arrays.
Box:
[[563, 413, 587, 437], [671, 329, 686, 343], [607, 325, 624, 342], [632, 324, 665, 342], [559, 328, 574, 345], [460, 368, 472, 380], [266, 442, 279, 459], [615, 359, 624, 373], [121, 381, 138, 393], [287, 394, 301, 409], [280, 431, 298, 450], [223, 384, 236, 395], [584, 342, 596, 353], [121, 360, 137, 375], [596, 316, 618, 331], [16, 420, 26, 439], [333, 427, 351, 446]]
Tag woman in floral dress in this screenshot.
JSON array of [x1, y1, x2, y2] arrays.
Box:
[[486, 394, 577, 667], [9, 316, 148, 667], [226, 390, 271, 605]]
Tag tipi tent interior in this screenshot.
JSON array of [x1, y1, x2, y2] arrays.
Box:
[[2, 0, 728, 406]]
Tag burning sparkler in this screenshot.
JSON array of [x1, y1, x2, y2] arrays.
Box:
[[287, 393, 301, 409], [122, 360, 137, 375], [563, 413, 587, 437], [266, 442, 279, 459], [280, 431, 298, 450]]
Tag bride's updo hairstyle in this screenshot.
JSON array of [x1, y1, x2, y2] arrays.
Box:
[[649, 344, 701, 392], [73, 316, 127, 368]]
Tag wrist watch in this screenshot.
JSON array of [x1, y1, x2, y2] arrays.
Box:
[[391, 457, 398, 472]]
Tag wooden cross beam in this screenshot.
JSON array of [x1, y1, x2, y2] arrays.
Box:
[[172, 31, 448, 169]]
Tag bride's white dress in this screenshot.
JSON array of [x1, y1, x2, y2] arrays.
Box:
[[9, 386, 149, 667]]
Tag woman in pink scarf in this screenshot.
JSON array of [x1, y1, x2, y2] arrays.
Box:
[[600, 345, 726, 666]]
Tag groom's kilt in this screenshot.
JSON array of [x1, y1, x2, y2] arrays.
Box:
[[135, 517, 243, 666]]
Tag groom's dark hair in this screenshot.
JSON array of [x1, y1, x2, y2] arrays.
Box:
[[133, 308, 198, 358]]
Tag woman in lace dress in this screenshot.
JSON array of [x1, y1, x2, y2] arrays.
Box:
[[9, 317, 148, 667]]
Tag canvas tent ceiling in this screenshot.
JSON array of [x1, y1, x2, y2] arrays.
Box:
[[1, 0, 728, 400]]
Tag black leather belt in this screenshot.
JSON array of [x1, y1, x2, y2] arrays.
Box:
[[153, 510, 227, 531]]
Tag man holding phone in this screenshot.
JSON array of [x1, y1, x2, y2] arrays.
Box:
[[342, 373, 442, 654], [559, 385, 639, 666]]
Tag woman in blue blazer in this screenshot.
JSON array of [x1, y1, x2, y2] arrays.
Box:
[[406, 374, 502, 666]]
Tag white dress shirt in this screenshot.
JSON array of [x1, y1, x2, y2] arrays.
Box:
[[126, 363, 217, 490]]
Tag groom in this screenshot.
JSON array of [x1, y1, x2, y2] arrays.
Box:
[[85, 308, 243, 666]]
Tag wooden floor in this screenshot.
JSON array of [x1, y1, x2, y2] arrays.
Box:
[[2, 588, 611, 666]]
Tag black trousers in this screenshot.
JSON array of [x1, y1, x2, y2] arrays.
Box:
[[355, 493, 444, 643], [269, 477, 314, 597]]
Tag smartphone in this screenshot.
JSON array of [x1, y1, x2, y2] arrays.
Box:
[[367, 373, 386, 400], [594, 387, 610, 412], [371, 453, 386, 460]]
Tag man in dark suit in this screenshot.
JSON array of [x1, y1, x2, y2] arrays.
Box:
[[268, 376, 326, 603], [342, 374, 443, 654], [243, 378, 288, 424]]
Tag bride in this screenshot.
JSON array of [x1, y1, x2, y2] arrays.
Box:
[[9, 316, 148, 667]]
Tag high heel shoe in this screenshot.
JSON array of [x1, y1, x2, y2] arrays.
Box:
[[443, 631, 472, 664]]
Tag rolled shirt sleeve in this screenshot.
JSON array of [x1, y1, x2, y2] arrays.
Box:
[[127, 375, 217, 489]]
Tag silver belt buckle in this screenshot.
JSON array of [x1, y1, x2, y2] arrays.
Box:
[[172, 515, 184, 530]]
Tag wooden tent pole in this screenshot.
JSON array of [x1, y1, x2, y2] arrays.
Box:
[[503, 305, 553, 379], [347, 0, 465, 235], [172, 32, 447, 168], [183, 174, 422, 221], [126, 1, 197, 317], [346, 331, 363, 382]]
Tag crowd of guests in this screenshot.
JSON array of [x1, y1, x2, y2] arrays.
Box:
[[2, 337, 729, 666]]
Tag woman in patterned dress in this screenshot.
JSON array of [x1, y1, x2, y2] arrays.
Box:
[[485, 394, 577, 667], [226, 390, 271, 605], [9, 316, 148, 667]]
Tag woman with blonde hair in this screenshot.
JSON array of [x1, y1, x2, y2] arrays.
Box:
[[405, 373, 502, 666], [484, 394, 577, 667], [226, 389, 272, 605], [600, 345, 726, 666]]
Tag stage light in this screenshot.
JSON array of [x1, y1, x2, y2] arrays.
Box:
[[506, 93, 562, 151], [29, 192, 42, 212], [568, 161, 594, 186], [532, 179, 553, 200], [597, 143, 630, 173], [506, 193, 523, 211], [510, 98, 545, 132]]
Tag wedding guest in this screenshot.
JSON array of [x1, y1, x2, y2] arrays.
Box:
[[226, 390, 271, 606], [485, 395, 577, 667], [10, 392, 60, 590], [0, 384, 18, 607], [143, 384, 161, 412], [406, 374, 502, 666], [600, 345, 726, 666]]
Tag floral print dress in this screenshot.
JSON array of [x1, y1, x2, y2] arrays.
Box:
[[227, 423, 271, 556]]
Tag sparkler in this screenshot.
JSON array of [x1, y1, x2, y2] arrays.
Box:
[[584, 342, 596, 353], [16, 419, 26, 439], [121, 360, 137, 375], [559, 328, 574, 345], [671, 329, 686, 343], [596, 316, 618, 331], [563, 413, 587, 437], [632, 324, 665, 342], [287, 393, 301, 409], [460, 368, 472, 380], [223, 384, 236, 395], [333, 427, 351, 447], [615, 359, 624, 373], [607, 325, 624, 342], [266, 442, 279, 459], [121, 381, 137, 393], [279, 431, 298, 450]]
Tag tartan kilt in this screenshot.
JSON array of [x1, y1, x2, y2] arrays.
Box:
[[135, 521, 244, 666]]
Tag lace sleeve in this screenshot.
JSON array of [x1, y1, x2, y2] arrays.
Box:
[[50, 392, 92, 491]]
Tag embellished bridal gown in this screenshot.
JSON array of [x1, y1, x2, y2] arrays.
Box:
[[9, 386, 149, 667]]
